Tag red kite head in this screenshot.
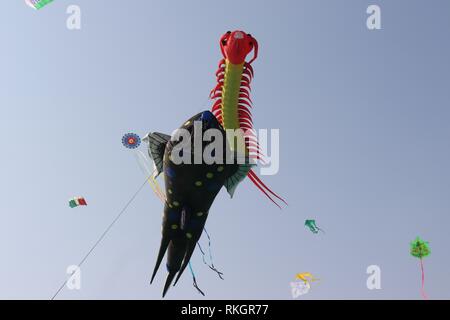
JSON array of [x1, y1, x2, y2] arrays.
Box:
[[219, 30, 258, 65]]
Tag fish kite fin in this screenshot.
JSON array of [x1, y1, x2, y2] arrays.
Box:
[[173, 241, 197, 286], [162, 270, 177, 298], [150, 236, 170, 284], [143, 132, 171, 177], [224, 163, 255, 198]]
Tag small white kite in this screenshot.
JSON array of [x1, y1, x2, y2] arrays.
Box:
[[25, 0, 54, 10]]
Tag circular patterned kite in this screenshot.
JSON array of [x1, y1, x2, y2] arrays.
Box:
[[122, 133, 141, 149]]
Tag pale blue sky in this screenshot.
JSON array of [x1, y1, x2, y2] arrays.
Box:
[[0, 0, 449, 299]]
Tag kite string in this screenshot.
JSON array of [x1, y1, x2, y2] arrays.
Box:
[[188, 262, 205, 296], [200, 228, 224, 280], [51, 176, 149, 300], [197, 243, 209, 268], [147, 170, 166, 202], [197, 242, 223, 279], [150, 172, 166, 202], [135, 150, 166, 202]]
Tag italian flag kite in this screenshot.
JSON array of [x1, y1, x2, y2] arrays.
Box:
[[25, 0, 54, 10], [69, 197, 87, 208]]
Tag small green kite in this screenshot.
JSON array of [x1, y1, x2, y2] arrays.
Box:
[[25, 0, 54, 10], [410, 236, 430, 299], [304, 219, 324, 234]]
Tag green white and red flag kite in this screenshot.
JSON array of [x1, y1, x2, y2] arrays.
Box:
[[69, 197, 87, 208]]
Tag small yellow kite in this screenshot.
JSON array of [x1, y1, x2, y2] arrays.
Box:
[[295, 272, 319, 284]]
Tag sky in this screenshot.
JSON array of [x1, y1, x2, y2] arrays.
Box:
[[0, 0, 449, 299]]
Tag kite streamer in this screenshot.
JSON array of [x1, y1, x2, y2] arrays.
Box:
[[420, 258, 427, 300]]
